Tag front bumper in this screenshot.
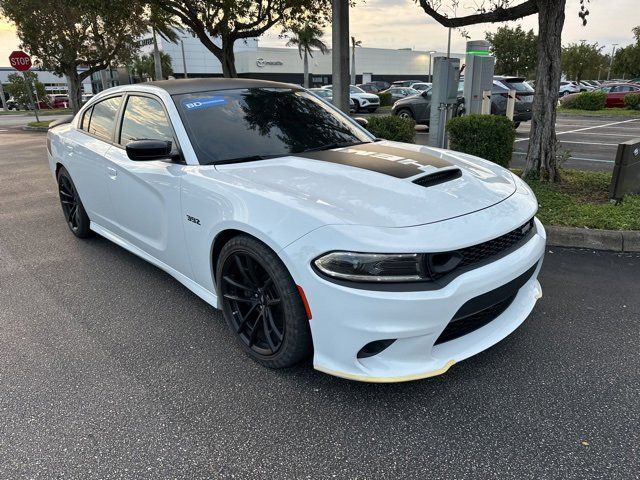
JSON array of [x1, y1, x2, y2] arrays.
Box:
[[281, 191, 545, 382]]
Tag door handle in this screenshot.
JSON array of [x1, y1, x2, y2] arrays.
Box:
[[107, 167, 117, 179]]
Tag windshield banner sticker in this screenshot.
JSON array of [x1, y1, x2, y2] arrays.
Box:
[[182, 96, 226, 110]]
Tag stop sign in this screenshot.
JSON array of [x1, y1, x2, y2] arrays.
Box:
[[9, 50, 32, 72]]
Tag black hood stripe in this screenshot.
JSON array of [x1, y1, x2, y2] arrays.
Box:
[[297, 143, 454, 179]]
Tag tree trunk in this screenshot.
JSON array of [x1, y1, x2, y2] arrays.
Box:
[[221, 36, 238, 78], [152, 28, 163, 81], [66, 69, 83, 114], [303, 51, 309, 88], [523, 0, 566, 182], [351, 44, 356, 85]]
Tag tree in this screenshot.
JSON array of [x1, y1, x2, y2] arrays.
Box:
[[131, 52, 174, 81], [562, 42, 605, 81], [0, 0, 147, 113], [286, 24, 328, 88], [153, 0, 331, 78], [148, 5, 180, 81], [486, 25, 537, 78], [611, 27, 640, 79], [4, 71, 46, 107], [350, 36, 362, 85], [417, 0, 591, 183]]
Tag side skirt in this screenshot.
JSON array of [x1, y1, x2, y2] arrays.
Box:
[[90, 221, 219, 309]]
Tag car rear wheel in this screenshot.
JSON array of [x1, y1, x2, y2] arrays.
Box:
[[217, 235, 312, 369], [57, 166, 91, 238], [396, 108, 413, 120]]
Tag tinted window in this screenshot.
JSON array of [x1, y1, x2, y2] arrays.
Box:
[[175, 88, 373, 164], [119, 96, 175, 150], [350, 86, 364, 94], [88, 96, 122, 140]]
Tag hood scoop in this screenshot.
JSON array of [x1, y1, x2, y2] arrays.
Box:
[[413, 168, 462, 188]]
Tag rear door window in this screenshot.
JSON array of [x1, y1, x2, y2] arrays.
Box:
[[87, 96, 122, 141]]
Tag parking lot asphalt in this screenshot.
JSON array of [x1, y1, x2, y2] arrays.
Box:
[[1, 129, 639, 479], [409, 114, 640, 172]]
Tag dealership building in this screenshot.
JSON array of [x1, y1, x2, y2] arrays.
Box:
[[136, 33, 465, 87]]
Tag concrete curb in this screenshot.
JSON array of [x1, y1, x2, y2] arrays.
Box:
[[546, 225, 640, 252], [22, 126, 48, 132]]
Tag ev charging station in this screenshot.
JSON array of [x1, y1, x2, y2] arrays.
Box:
[[463, 40, 495, 116], [429, 57, 460, 148]]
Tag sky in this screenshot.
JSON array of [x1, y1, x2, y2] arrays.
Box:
[[1, 0, 638, 66]]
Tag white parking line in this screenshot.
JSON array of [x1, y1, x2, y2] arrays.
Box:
[[563, 132, 640, 137], [514, 118, 640, 142], [559, 140, 618, 146], [512, 151, 614, 163]]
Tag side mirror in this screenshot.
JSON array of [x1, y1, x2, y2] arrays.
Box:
[[421, 90, 430, 98], [353, 117, 369, 127], [126, 139, 172, 161]]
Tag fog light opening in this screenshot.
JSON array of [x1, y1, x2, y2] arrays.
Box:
[[357, 339, 397, 359]]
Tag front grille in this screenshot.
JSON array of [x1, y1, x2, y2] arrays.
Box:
[[457, 219, 535, 268], [434, 262, 539, 345]]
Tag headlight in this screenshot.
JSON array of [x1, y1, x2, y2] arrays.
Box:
[[313, 251, 465, 283], [314, 252, 426, 282]]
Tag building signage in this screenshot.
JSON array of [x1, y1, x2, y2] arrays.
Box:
[[256, 58, 284, 68]]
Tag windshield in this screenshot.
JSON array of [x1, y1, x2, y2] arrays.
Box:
[[350, 86, 365, 93], [174, 88, 373, 164]]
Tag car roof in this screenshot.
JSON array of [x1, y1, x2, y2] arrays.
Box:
[[147, 78, 302, 95]]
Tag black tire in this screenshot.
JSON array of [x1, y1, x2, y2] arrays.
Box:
[[396, 108, 414, 120], [57, 166, 92, 238], [216, 235, 312, 369], [355, 100, 363, 113]]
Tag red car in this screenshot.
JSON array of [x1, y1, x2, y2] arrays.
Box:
[[561, 82, 640, 108]]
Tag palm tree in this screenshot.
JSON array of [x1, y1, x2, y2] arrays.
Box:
[[350, 36, 362, 85], [147, 6, 180, 81], [286, 24, 328, 88]]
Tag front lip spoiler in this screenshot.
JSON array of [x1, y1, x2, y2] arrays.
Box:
[[314, 359, 456, 383]]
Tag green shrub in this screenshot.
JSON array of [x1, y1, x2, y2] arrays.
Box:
[[366, 115, 415, 143], [377, 91, 393, 106], [562, 91, 606, 110], [446, 114, 515, 168], [624, 93, 640, 110]]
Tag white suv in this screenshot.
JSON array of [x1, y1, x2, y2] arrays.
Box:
[[323, 85, 380, 112], [559, 81, 580, 97]]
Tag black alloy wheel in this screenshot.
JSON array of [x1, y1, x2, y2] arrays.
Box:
[[57, 167, 91, 238], [217, 235, 312, 368]]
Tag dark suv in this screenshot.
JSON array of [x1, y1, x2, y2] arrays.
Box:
[[392, 76, 534, 128]]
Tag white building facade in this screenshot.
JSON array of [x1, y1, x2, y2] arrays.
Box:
[[140, 33, 464, 86], [0, 67, 92, 94]]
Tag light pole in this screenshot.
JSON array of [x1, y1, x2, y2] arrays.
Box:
[[180, 38, 189, 79], [607, 44, 618, 81], [428, 51, 436, 81]]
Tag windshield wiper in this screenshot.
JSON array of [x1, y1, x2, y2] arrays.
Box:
[[215, 153, 286, 165], [301, 140, 370, 153]]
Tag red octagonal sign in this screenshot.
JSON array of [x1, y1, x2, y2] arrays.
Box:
[[9, 50, 32, 72]]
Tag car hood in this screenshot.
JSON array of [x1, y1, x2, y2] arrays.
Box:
[[214, 141, 516, 228]]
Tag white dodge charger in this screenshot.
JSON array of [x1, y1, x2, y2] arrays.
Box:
[[47, 79, 545, 382]]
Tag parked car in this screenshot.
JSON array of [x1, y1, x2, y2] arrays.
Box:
[[578, 81, 594, 91], [357, 83, 380, 93], [5, 98, 21, 110], [322, 84, 379, 112], [410, 82, 432, 91], [47, 78, 545, 382], [559, 81, 580, 96], [368, 80, 391, 91], [48, 94, 70, 109], [309, 87, 356, 112], [560, 82, 640, 108], [393, 76, 533, 128], [381, 86, 420, 101], [391, 79, 424, 88]]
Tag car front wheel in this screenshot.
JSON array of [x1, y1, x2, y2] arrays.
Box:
[[57, 166, 91, 238], [217, 235, 312, 369], [396, 108, 413, 120]]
